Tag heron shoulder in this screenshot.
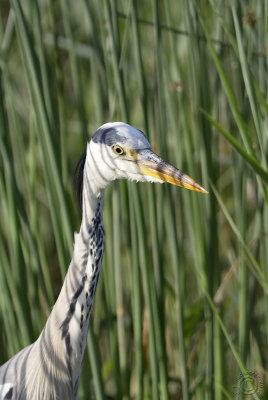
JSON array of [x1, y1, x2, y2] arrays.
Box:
[[0, 383, 13, 399]]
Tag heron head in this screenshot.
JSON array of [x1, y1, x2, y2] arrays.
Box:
[[82, 122, 208, 192], [76, 122, 208, 208]]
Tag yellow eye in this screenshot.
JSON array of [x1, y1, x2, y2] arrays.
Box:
[[113, 145, 124, 155]]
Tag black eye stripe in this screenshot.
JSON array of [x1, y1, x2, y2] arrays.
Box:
[[92, 128, 127, 146]]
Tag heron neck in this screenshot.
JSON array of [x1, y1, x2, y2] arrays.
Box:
[[44, 165, 106, 396]]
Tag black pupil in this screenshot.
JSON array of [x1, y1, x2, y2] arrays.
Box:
[[116, 147, 122, 153]]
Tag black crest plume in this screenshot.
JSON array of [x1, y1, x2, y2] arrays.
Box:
[[75, 149, 87, 211]]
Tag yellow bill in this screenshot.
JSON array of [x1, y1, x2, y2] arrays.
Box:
[[135, 149, 208, 194]]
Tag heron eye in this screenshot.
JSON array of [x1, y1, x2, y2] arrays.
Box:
[[113, 145, 124, 155]]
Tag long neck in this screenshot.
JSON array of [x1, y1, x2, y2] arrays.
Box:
[[39, 158, 106, 396]]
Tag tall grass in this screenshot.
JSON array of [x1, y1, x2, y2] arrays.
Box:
[[0, 1, 267, 399]]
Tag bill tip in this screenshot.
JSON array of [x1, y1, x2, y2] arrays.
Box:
[[196, 186, 209, 194]]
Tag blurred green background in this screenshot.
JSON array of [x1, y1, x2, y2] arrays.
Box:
[[0, 0, 267, 399]]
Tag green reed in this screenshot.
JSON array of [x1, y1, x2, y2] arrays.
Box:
[[0, 1, 267, 399]]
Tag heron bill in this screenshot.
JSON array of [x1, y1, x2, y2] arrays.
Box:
[[135, 149, 208, 194]]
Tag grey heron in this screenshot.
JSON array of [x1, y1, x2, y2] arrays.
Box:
[[0, 122, 208, 399]]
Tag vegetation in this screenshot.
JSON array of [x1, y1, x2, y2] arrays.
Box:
[[0, 0, 267, 398]]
